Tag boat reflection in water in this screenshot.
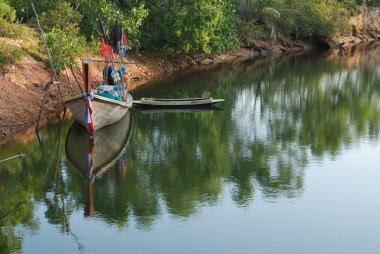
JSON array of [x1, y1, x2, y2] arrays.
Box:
[[65, 111, 132, 216]]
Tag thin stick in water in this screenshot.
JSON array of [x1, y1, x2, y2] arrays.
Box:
[[0, 153, 26, 164]]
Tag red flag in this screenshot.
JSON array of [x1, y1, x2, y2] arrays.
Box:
[[101, 37, 107, 57], [101, 37, 115, 61]]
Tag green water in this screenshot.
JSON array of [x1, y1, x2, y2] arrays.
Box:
[[1, 44, 380, 253]]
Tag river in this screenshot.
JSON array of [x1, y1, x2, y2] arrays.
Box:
[[1, 44, 380, 253]]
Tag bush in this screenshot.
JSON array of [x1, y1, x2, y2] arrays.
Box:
[[0, 0, 32, 39], [237, 19, 270, 43], [45, 24, 86, 72], [237, 0, 352, 40], [78, 0, 148, 51], [0, 0, 15, 22], [0, 41, 25, 71], [141, 0, 238, 53], [39, 2, 82, 31]]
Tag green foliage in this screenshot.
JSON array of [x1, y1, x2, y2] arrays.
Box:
[[340, 0, 361, 15], [1, 0, 369, 54], [0, 0, 31, 39], [237, 0, 355, 40], [8, 0, 65, 22], [0, 0, 15, 22], [39, 1, 82, 31], [78, 0, 148, 51], [45, 25, 86, 71], [0, 19, 31, 38], [0, 41, 25, 71], [141, 0, 238, 53], [237, 19, 270, 43], [279, 0, 349, 38]]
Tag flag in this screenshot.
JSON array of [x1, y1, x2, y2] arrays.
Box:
[[101, 37, 115, 61], [85, 97, 94, 136], [121, 28, 128, 58], [97, 16, 114, 61], [97, 16, 110, 45], [101, 37, 107, 57], [114, 16, 120, 54], [105, 31, 115, 61]]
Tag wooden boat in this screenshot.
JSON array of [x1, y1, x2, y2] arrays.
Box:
[[64, 59, 133, 134], [65, 110, 132, 179], [65, 93, 133, 131], [133, 97, 224, 107], [138, 108, 218, 114]]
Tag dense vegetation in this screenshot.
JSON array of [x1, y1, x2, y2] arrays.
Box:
[[0, 0, 379, 68]]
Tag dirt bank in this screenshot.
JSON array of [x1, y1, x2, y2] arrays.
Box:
[[330, 7, 380, 47]]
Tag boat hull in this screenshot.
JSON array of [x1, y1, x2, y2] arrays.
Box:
[[65, 94, 132, 131]]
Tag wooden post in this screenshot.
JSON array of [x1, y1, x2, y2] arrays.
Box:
[[82, 59, 92, 93]]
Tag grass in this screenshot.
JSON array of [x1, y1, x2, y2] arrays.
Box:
[[0, 19, 34, 39], [0, 41, 25, 72]]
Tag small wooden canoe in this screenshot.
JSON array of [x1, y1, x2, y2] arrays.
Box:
[[133, 97, 224, 107], [138, 108, 218, 114], [65, 110, 132, 178], [64, 93, 133, 131]]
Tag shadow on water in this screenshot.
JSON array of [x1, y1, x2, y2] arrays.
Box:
[[1, 43, 380, 252]]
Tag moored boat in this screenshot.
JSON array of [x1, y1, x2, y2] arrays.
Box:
[[133, 97, 224, 107], [64, 17, 132, 135], [64, 59, 133, 134], [65, 92, 133, 131]]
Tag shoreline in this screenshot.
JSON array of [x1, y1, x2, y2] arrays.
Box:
[[0, 41, 313, 145], [0, 31, 377, 145], [2, 6, 380, 144]]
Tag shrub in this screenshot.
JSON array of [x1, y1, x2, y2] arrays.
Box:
[[78, 0, 148, 51], [141, 0, 238, 53], [0, 41, 25, 71], [237, 19, 270, 43], [0, 0, 32, 39], [45, 24, 86, 72], [0, 0, 15, 22]]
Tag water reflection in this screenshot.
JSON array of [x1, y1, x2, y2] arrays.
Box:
[[66, 111, 132, 179], [1, 44, 380, 253], [66, 112, 132, 217]]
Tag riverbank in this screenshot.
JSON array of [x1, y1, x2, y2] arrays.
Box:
[[1, 7, 379, 144], [0, 37, 316, 144]]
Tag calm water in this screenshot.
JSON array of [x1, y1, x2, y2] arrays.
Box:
[[2, 44, 380, 253]]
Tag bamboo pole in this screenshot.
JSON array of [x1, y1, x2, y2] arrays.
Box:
[[69, 65, 85, 94], [89, 59, 136, 64], [64, 64, 75, 95], [0, 124, 21, 127], [0, 154, 26, 164], [32, 3, 65, 132]]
